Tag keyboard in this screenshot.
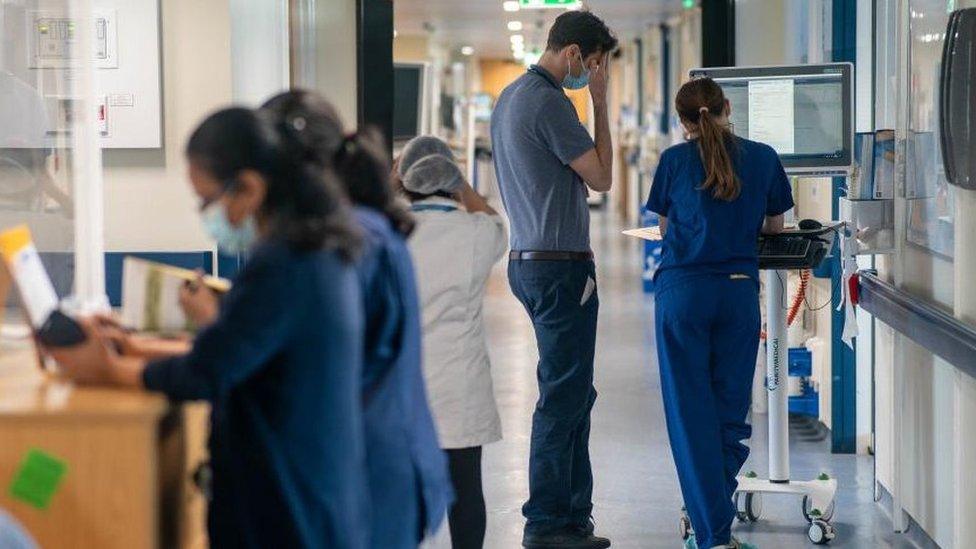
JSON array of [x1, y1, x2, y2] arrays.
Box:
[[757, 234, 830, 270]]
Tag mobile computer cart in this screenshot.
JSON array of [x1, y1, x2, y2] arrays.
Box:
[[679, 223, 843, 546]]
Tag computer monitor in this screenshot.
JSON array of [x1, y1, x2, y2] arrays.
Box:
[[689, 63, 854, 175], [393, 62, 431, 142]]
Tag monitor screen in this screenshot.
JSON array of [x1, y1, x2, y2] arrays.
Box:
[[394, 64, 423, 140], [689, 64, 853, 174]]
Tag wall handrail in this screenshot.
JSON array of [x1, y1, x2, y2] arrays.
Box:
[[859, 271, 976, 376]]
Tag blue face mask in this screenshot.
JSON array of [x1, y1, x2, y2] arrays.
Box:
[[562, 52, 590, 90], [201, 200, 256, 256]]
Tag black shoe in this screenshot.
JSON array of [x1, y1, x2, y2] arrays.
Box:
[[522, 528, 611, 549]]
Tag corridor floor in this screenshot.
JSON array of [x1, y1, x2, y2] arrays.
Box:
[[467, 210, 922, 549]]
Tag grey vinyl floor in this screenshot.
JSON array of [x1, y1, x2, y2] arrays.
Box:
[[472, 209, 923, 549]]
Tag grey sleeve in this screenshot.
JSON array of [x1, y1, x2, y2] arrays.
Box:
[[536, 95, 595, 166]]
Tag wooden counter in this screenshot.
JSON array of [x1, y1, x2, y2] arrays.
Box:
[[0, 344, 208, 549]]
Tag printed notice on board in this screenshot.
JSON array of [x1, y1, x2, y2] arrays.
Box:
[[748, 79, 795, 154]]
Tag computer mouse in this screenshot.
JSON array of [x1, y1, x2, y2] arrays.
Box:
[[798, 219, 823, 230]]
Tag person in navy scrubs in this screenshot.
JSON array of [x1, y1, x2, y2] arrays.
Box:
[[262, 91, 453, 549], [45, 107, 369, 549], [646, 78, 793, 549]]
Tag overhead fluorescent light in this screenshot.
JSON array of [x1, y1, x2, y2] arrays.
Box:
[[510, 34, 524, 44], [514, 50, 526, 60], [524, 50, 542, 66], [503, 1, 520, 12], [461, 46, 475, 56], [507, 21, 523, 31], [518, 0, 581, 9]]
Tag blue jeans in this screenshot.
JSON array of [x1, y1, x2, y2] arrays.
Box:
[[508, 259, 599, 536], [655, 274, 760, 549]]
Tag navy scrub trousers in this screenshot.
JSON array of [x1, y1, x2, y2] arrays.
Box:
[[508, 258, 599, 535], [654, 274, 760, 549]]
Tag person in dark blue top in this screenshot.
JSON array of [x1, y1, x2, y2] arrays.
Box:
[[262, 91, 453, 548], [45, 107, 370, 549], [646, 78, 794, 549]]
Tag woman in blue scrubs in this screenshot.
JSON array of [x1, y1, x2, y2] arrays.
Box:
[[262, 91, 453, 548], [46, 107, 369, 549], [646, 78, 794, 549]]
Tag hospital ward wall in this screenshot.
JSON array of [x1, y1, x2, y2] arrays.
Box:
[[869, 0, 976, 544], [100, 0, 233, 254]]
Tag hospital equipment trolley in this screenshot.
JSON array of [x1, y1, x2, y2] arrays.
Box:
[[679, 221, 843, 545]]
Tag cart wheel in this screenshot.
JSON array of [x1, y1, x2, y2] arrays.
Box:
[[678, 515, 693, 540], [808, 519, 836, 544], [734, 492, 762, 522], [802, 495, 835, 522]]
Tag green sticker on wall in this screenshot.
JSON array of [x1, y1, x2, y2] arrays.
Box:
[[8, 449, 67, 510]]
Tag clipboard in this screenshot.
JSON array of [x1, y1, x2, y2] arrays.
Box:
[[622, 226, 663, 241]]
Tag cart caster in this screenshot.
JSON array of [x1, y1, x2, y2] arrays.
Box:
[[734, 492, 762, 522], [807, 519, 836, 544], [678, 506, 694, 540], [802, 495, 835, 523], [678, 515, 693, 540]]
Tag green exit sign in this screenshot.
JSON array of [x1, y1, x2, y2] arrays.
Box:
[[519, 0, 581, 8]]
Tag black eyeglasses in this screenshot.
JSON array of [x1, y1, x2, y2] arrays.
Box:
[[198, 178, 239, 212]]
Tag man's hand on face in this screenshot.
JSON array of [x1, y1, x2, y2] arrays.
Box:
[[587, 52, 610, 107]]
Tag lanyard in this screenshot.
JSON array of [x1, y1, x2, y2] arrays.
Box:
[[410, 204, 458, 213]]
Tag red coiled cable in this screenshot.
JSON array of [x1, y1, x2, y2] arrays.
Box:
[[759, 269, 810, 341]]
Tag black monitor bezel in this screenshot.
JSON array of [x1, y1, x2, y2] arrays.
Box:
[[689, 63, 854, 174]]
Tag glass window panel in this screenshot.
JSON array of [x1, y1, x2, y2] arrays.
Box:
[[904, 0, 976, 257], [1, 0, 110, 321], [1, 0, 79, 305]]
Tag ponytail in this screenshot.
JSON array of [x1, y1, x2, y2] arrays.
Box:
[[332, 128, 416, 236], [696, 108, 739, 201], [675, 78, 740, 202]]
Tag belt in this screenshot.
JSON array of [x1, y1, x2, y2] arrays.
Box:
[[509, 251, 594, 261]]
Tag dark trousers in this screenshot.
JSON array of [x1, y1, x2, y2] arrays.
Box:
[[446, 447, 486, 549], [655, 275, 759, 549], [508, 259, 599, 536]]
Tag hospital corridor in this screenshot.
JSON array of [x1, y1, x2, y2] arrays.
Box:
[[472, 209, 916, 548], [0, 0, 975, 548]]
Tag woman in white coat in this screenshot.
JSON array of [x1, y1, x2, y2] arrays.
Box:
[[397, 136, 507, 549]]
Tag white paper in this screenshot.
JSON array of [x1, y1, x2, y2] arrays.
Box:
[[622, 226, 662, 241], [748, 79, 795, 154], [580, 276, 596, 305], [10, 243, 59, 327]]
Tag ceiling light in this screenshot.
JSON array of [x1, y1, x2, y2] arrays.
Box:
[[519, 0, 581, 9], [507, 21, 523, 31], [510, 34, 524, 44], [503, 1, 520, 12], [461, 46, 475, 56], [524, 50, 542, 66], [513, 50, 526, 60]]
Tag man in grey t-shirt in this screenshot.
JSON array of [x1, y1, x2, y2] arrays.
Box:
[[491, 10, 616, 549]]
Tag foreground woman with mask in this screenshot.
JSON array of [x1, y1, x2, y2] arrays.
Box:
[[45, 107, 370, 549], [262, 91, 452, 548]]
